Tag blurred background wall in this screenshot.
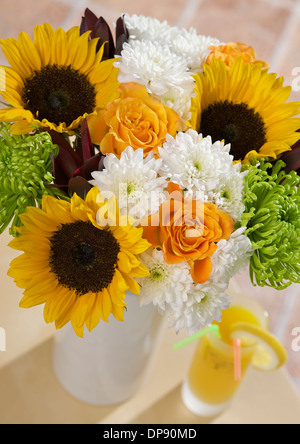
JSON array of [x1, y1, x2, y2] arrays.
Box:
[[0, 0, 299, 102]]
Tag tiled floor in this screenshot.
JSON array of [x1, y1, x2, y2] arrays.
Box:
[[0, 0, 299, 401]]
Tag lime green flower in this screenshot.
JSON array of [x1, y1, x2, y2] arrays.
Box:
[[241, 159, 300, 289], [0, 123, 68, 236]]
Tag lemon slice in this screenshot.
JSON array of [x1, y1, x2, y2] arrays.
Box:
[[230, 322, 288, 372]]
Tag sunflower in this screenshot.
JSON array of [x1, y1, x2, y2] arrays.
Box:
[[7, 186, 150, 337], [0, 24, 120, 144], [189, 57, 300, 163]]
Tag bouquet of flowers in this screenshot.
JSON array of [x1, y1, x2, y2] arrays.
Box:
[[1, 9, 299, 338]]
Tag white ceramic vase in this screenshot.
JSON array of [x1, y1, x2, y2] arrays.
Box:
[[52, 291, 164, 405]]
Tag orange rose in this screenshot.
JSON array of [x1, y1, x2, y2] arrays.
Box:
[[206, 42, 269, 68], [100, 82, 180, 158], [141, 183, 234, 284]]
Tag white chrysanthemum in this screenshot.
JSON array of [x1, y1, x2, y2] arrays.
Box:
[[90, 147, 167, 220], [159, 130, 233, 193], [206, 171, 248, 221], [114, 40, 195, 128], [211, 227, 254, 285], [124, 13, 221, 72], [156, 84, 194, 131], [170, 280, 231, 336], [159, 129, 248, 220], [115, 40, 192, 96], [167, 28, 221, 72], [123, 13, 172, 42], [138, 248, 232, 336], [138, 248, 194, 310]]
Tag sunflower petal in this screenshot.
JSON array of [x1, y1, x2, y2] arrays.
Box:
[[18, 31, 42, 71], [85, 293, 103, 332], [71, 293, 95, 337], [100, 288, 112, 323]]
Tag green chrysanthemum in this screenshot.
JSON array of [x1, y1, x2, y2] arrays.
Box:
[[0, 123, 67, 236], [241, 159, 300, 289]]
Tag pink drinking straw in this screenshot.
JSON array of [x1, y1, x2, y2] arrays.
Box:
[[233, 338, 242, 381]]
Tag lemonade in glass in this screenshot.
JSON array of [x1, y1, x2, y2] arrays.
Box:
[[181, 292, 287, 417]]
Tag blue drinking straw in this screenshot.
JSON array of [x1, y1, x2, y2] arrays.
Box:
[[173, 324, 221, 350]]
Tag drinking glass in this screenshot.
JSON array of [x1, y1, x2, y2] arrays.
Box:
[[181, 292, 269, 417]]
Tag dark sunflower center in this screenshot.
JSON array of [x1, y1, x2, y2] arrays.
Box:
[[22, 64, 96, 127], [74, 243, 96, 268], [49, 221, 120, 296], [199, 100, 267, 160], [48, 91, 69, 110]]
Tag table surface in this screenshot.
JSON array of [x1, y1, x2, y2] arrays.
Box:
[[1, 230, 300, 424], [0, 319, 300, 425]]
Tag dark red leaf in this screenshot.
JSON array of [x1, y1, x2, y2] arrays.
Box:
[[50, 154, 69, 188], [82, 8, 98, 38], [115, 34, 128, 56], [50, 154, 69, 192], [79, 9, 128, 58], [280, 146, 300, 175], [68, 176, 93, 199], [81, 118, 94, 162], [74, 137, 84, 164], [73, 154, 102, 180], [94, 17, 115, 58], [80, 17, 89, 36], [115, 16, 129, 55], [49, 130, 82, 179]]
